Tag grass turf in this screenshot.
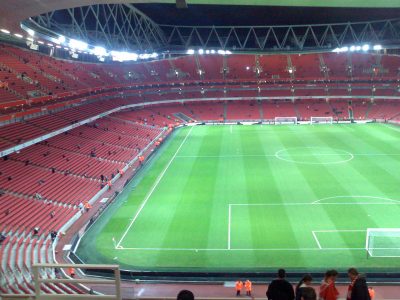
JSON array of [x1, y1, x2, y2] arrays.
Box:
[[76, 123, 400, 272]]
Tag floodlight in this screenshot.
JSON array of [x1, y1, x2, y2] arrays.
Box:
[[57, 35, 66, 44], [0, 29, 10, 34], [69, 39, 88, 51], [362, 44, 370, 51], [198, 49, 204, 55], [26, 29, 35, 36], [14, 34, 23, 38], [373, 45, 382, 51], [187, 49, 195, 55], [92, 46, 107, 56]]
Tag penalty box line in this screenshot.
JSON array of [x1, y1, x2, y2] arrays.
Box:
[[312, 230, 366, 250], [116, 126, 194, 249]]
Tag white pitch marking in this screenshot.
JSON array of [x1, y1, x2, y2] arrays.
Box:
[[116, 126, 194, 248], [228, 204, 231, 250], [115, 247, 366, 251], [230, 125, 233, 133], [313, 229, 366, 233], [230, 202, 400, 206], [312, 195, 400, 204], [312, 231, 322, 249], [175, 153, 400, 158]]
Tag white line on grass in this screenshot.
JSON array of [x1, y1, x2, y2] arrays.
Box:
[[116, 126, 194, 248], [230, 125, 232, 133], [228, 205, 231, 250], [175, 153, 400, 158], [116, 247, 366, 251], [312, 231, 322, 249], [230, 202, 400, 206]]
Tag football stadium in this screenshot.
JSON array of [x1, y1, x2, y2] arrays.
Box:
[[0, 1, 400, 299]]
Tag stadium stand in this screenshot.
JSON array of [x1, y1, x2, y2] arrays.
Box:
[[0, 41, 400, 298]]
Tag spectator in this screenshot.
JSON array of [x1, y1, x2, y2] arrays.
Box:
[[301, 287, 317, 300], [50, 230, 57, 241], [296, 274, 313, 300], [347, 268, 371, 300], [78, 202, 84, 212], [319, 269, 339, 300], [267, 269, 295, 300], [4, 209, 10, 216], [35, 192, 43, 200], [0, 233, 6, 244], [33, 227, 40, 236], [100, 174, 104, 181], [177, 290, 194, 300], [50, 211, 55, 218]]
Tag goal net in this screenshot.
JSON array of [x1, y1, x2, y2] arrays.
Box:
[[274, 117, 297, 125], [366, 228, 400, 257], [310, 116, 333, 124]]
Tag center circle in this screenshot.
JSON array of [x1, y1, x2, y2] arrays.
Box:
[[275, 147, 354, 165]]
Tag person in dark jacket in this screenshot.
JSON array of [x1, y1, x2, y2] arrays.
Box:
[[346, 268, 371, 300], [295, 274, 313, 300], [267, 269, 295, 300]]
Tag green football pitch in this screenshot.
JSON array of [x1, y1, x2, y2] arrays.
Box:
[[76, 123, 400, 272]]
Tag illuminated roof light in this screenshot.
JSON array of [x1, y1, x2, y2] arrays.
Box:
[[26, 37, 34, 42], [14, 33, 23, 38], [349, 46, 356, 51], [341, 46, 349, 52], [55, 45, 61, 49], [92, 46, 107, 57], [362, 44, 370, 51], [246, 66, 250, 70], [225, 50, 232, 55], [211, 49, 216, 54], [26, 29, 35, 36], [205, 50, 210, 54], [217, 50, 225, 55], [198, 49, 204, 55], [69, 39, 88, 51], [355, 46, 361, 51], [186, 49, 195, 55], [110, 51, 138, 62], [57, 35, 66, 44], [47, 43, 53, 47], [37, 41, 44, 44], [0, 29, 10, 34], [373, 45, 382, 51]]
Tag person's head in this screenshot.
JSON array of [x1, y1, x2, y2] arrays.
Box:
[[278, 268, 286, 279], [177, 290, 194, 300], [347, 268, 359, 280], [296, 273, 312, 290], [301, 287, 317, 300], [325, 269, 338, 282]]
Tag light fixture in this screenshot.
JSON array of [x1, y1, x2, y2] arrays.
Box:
[[186, 49, 195, 55], [14, 33, 23, 38], [37, 41, 44, 44], [198, 49, 204, 55], [0, 29, 10, 34], [69, 39, 88, 51], [26, 29, 35, 36], [373, 45, 382, 51], [362, 44, 370, 51], [92, 46, 107, 57], [57, 35, 66, 44]]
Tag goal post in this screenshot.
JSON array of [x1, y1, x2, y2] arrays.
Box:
[[366, 228, 400, 258], [274, 117, 297, 125], [310, 116, 333, 124]]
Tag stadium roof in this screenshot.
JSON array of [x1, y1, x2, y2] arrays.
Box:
[[1, 0, 400, 30]]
